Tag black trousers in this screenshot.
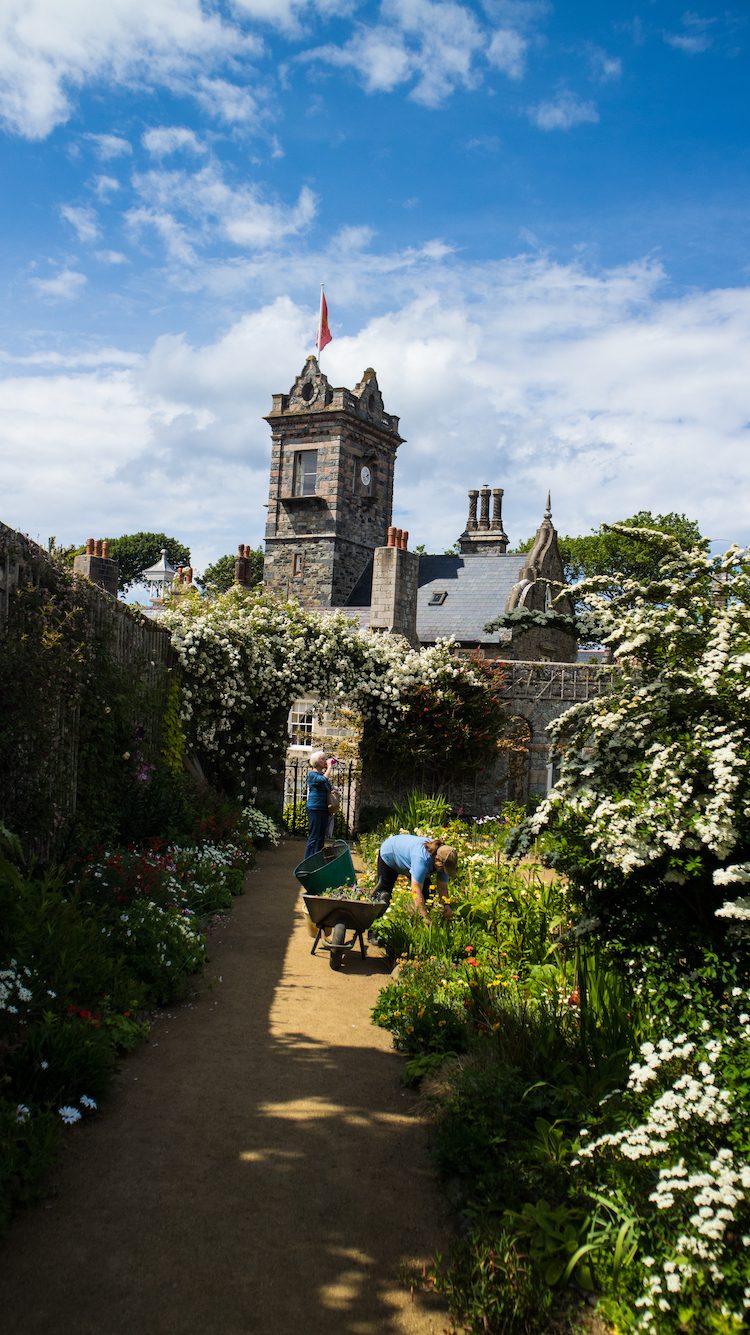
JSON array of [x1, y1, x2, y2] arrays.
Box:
[[372, 854, 431, 904]]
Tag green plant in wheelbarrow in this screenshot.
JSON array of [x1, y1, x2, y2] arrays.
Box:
[[312, 883, 370, 901]]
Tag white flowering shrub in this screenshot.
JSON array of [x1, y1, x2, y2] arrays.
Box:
[[576, 982, 750, 1332], [163, 587, 479, 792], [506, 530, 750, 945], [239, 804, 281, 847]]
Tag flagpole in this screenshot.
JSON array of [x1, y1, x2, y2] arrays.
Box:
[[317, 283, 324, 360]]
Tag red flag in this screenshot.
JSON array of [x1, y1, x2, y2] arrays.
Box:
[[316, 288, 332, 352]]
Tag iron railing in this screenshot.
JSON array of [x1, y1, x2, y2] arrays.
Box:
[[283, 759, 362, 837]]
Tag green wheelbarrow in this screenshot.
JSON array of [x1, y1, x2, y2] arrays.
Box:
[[293, 840, 386, 971]]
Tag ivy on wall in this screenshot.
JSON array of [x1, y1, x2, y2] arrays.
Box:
[[0, 532, 178, 856]]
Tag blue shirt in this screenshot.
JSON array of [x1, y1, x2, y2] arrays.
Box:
[[306, 770, 331, 810], [379, 834, 448, 886]]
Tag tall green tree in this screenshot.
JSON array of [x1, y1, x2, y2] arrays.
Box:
[[514, 511, 704, 592]]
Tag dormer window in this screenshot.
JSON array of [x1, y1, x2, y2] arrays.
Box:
[[428, 590, 447, 605], [294, 450, 318, 497]]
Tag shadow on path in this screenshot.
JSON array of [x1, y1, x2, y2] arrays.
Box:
[[2, 842, 449, 1335]]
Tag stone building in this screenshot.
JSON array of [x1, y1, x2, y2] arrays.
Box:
[[262, 355, 403, 607], [262, 357, 576, 663]]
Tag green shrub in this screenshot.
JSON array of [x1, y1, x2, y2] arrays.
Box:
[[372, 957, 471, 1054], [6, 1013, 117, 1107], [426, 1226, 553, 1335], [0, 1101, 60, 1235]]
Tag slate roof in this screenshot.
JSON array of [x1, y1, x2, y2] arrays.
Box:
[[416, 555, 519, 644], [343, 553, 522, 645]]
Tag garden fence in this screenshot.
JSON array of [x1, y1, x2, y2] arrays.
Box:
[[283, 759, 362, 837]]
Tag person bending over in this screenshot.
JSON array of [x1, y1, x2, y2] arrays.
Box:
[[305, 750, 336, 859], [371, 833, 457, 924]]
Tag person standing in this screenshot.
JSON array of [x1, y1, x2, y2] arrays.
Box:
[[371, 833, 457, 924], [305, 750, 336, 859]]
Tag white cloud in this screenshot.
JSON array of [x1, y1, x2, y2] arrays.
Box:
[[487, 27, 526, 79], [664, 11, 716, 54], [193, 77, 261, 126], [5, 257, 750, 568], [30, 268, 87, 300], [143, 125, 208, 157], [527, 89, 599, 131], [0, 0, 258, 140], [92, 174, 120, 198], [95, 250, 128, 264], [85, 133, 132, 160], [587, 45, 622, 82], [127, 161, 316, 259], [60, 204, 100, 242], [298, 0, 494, 107]]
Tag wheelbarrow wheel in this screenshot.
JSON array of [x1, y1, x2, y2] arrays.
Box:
[[329, 921, 346, 970]]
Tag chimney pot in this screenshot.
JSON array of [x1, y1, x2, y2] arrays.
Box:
[[466, 490, 479, 532], [387, 526, 396, 547], [86, 538, 94, 554], [102, 540, 110, 558], [401, 530, 408, 550], [238, 543, 244, 556], [94, 539, 103, 557]]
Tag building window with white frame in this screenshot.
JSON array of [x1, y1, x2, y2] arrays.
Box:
[[292, 552, 305, 577], [288, 701, 316, 748], [293, 450, 318, 497]]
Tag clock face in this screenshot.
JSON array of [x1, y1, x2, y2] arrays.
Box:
[[360, 465, 371, 488]]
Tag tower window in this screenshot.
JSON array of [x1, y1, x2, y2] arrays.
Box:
[[292, 552, 305, 577], [293, 450, 318, 497]]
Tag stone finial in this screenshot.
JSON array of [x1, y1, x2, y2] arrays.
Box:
[[478, 487, 491, 531], [466, 490, 479, 532], [544, 491, 552, 522]]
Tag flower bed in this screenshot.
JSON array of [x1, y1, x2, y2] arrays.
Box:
[[0, 803, 279, 1234], [361, 806, 750, 1334]]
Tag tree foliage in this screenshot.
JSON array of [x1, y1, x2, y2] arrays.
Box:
[[66, 533, 191, 593], [515, 511, 704, 593]]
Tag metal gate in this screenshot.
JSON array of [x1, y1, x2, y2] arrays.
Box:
[[283, 760, 361, 837]]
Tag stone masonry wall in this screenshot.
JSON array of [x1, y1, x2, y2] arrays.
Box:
[[370, 546, 419, 646], [263, 360, 402, 608]]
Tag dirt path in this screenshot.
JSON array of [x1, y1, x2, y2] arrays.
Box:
[[2, 841, 449, 1335]]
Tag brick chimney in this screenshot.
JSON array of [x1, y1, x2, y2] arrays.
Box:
[[370, 531, 419, 648], [235, 544, 255, 589], [73, 539, 119, 598]]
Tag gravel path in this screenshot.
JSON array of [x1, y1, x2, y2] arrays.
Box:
[[2, 841, 449, 1334]]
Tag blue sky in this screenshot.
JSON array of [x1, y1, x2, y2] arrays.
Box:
[[1, 0, 749, 578]]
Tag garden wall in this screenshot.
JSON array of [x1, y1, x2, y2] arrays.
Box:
[[0, 521, 174, 857]]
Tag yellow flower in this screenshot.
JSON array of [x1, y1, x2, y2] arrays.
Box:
[[406, 1025, 414, 1034], [438, 1020, 446, 1027]]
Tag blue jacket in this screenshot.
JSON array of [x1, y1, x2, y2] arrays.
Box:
[[306, 770, 331, 810]]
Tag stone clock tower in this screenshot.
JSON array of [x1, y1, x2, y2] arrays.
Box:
[[262, 355, 403, 607]]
